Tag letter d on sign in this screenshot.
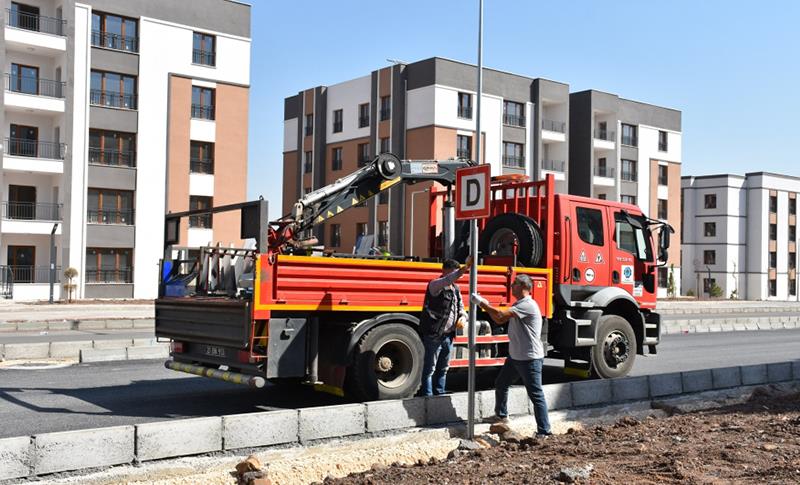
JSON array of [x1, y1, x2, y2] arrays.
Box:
[[467, 179, 480, 206]]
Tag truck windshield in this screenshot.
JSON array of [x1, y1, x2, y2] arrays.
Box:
[[615, 213, 653, 262]]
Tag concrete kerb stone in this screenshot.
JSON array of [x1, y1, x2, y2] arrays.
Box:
[[611, 376, 649, 402], [126, 345, 169, 360], [425, 392, 475, 425], [682, 369, 713, 393], [45, 321, 74, 331], [106, 319, 134, 329], [15, 321, 48, 332], [793, 361, 800, 380], [0, 436, 31, 480], [92, 338, 134, 349], [223, 409, 299, 450], [74, 319, 107, 330], [136, 417, 222, 461], [3, 342, 50, 360], [542, 382, 572, 411], [711, 366, 742, 389], [132, 337, 158, 346], [740, 364, 769, 385], [33, 426, 134, 475], [767, 362, 793, 383], [80, 348, 127, 363], [365, 397, 426, 433], [571, 379, 612, 407], [649, 372, 683, 397], [133, 318, 155, 329], [49, 340, 93, 359], [298, 404, 365, 443]]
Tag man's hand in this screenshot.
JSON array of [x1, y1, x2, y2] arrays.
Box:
[[471, 293, 488, 307], [462, 256, 474, 271], [455, 316, 466, 330]]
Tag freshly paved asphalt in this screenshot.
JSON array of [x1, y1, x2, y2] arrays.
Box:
[[0, 329, 798, 438]]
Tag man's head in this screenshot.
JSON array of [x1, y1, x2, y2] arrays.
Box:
[[442, 258, 461, 276], [511, 274, 533, 299]]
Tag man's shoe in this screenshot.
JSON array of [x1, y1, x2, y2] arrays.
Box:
[[535, 431, 553, 438], [483, 415, 509, 424]]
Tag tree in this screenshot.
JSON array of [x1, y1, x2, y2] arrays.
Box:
[[667, 264, 676, 298], [709, 281, 723, 298], [63, 267, 78, 303]]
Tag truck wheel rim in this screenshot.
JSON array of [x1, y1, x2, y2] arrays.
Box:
[[373, 339, 413, 389], [487, 228, 517, 256], [602, 331, 630, 368]]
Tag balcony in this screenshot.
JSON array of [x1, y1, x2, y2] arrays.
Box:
[[90, 90, 137, 110], [621, 171, 637, 182], [2, 201, 62, 234], [333, 121, 343, 133], [191, 104, 215, 120], [0, 265, 60, 284], [91, 30, 138, 53], [502, 155, 525, 168], [542, 159, 565, 172], [593, 166, 615, 187], [457, 106, 472, 119], [86, 268, 132, 284], [593, 129, 616, 150], [5, 9, 66, 54], [192, 49, 216, 67], [541, 119, 566, 143], [503, 114, 525, 127], [380, 108, 391, 121], [88, 148, 136, 168], [190, 158, 214, 174], [87, 208, 134, 225], [456, 148, 471, 159], [4, 74, 66, 113], [3, 138, 65, 173]]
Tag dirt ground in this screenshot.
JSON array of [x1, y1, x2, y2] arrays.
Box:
[[323, 388, 800, 484]]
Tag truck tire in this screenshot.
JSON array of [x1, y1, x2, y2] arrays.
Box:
[[480, 213, 544, 267], [349, 323, 424, 401], [591, 315, 636, 379]]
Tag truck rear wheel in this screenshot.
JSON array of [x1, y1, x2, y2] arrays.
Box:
[[591, 315, 636, 379], [349, 323, 423, 401], [480, 213, 544, 267]]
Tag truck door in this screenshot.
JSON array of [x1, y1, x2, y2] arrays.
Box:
[[568, 203, 611, 287], [611, 211, 657, 307]]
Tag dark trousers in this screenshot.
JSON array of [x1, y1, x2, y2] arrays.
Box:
[[420, 333, 454, 396], [494, 357, 551, 434]]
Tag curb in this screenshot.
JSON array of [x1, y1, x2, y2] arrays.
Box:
[[0, 340, 167, 362], [0, 318, 154, 333], [1, 360, 798, 481]]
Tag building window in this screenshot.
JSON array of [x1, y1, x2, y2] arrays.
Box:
[[90, 70, 137, 109], [89, 129, 135, 167], [380, 96, 391, 120], [305, 114, 313, 136], [358, 103, 370, 128], [621, 123, 638, 146], [457, 92, 472, 119], [789, 252, 796, 270], [189, 141, 214, 174], [331, 147, 342, 171], [355, 223, 368, 241], [304, 151, 312, 173], [769, 223, 777, 241], [380, 137, 390, 154], [192, 32, 216, 66], [377, 220, 388, 247], [358, 143, 371, 167], [658, 199, 668, 220], [191, 86, 215, 120], [790, 279, 797, 296], [91, 11, 137, 52], [502, 142, 524, 168], [704, 222, 716, 237], [658, 130, 668, 152], [703, 250, 716, 265], [621, 195, 637, 205], [658, 165, 668, 186], [333, 109, 343, 133], [704, 194, 717, 209], [790, 197, 797, 215], [621, 159, 637, 182], [329, 224, 341, 248], [769, 195, 778, 213], [189, 196, 213, 228], [9, 63, 42, 96], [769, 251, 777, 268], [790, 225, 796, 242], [595, 158, 611, 178], [597, 194, 607, 200], [769, 279, 777, 297], [87, 188, 134, 225], [703, 278, 716, 293], [86, 248, 133, 284], [378, 190, 389, 205], [576, 207, 604, 246], [503, 101, 525, 127], [658, 267, 668, 288], [457, 135, 472, 159]]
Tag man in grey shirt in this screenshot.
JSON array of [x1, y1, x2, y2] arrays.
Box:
[[472, 274, 551, 436]]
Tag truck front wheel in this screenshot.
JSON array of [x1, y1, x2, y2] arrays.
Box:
[[349, 323, 424, 401], [591, 315, 636, 379]]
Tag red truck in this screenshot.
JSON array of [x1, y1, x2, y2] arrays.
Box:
[[156, 154, 672, 400]]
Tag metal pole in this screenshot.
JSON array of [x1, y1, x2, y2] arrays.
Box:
[[49, 223, 58, 303], [467, 0, 484, 440]]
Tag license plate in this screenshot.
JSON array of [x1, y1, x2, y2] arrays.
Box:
[[203, 345, 227, 358]]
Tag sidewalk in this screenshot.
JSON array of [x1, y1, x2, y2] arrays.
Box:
[[0, 301, 153, 325]]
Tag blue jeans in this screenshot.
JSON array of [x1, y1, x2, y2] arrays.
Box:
[[420, 333, 454, 396], [495, 357, 551, 434]]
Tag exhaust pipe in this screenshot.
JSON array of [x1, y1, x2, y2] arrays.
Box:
[[165, 360, 266, 388]]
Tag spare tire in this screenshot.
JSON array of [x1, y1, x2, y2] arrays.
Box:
[[479, 213, 544, 267]]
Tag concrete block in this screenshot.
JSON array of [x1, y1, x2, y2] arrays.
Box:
[[767, 362, 793, 383], [649, 372, 683, 397], [365, 397, 425, 433], [299, 404, 365, 442], [92, 338, 133, 349], [733, 323, 747, 332], [757, 320, 771, 330], [223, 409, 298, 450], [682, 369, 713, 393], [740, 364, 768, 385], [770, 322, 785, 330], [571, 380, 612, 407], [16, 321, 48, 331], [542, 382, 572, 411], [3, 342, 50, 360], [745, 322, 759, 331], [49, 340, 93, 359], [611, 376, 649, 402], [793, 361, 800, 380], [80, 348, 127, 363], [126, 345, 168, 360], [425, 392, 474, 425], [711, 366, 741, 389], [0, 436, 30, 480], [136, 417, 222, 461], [34, 426, 134, 475], [133, 318, 155, 329], [75, 319, 107, 330], [132, 337, 158, 346], [46, 321, 74, 331], [106, 319, 134, 329]]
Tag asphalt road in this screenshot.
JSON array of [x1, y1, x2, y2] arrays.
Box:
[[0, 329, 798, 438]]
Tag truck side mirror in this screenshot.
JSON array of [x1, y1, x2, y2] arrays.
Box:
[[658, 228, 670, 262]]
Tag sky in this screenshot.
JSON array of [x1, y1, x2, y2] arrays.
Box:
[[247, 0, 800, 220]]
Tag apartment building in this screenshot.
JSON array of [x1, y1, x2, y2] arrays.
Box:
[[682, 172, 799, 301], [282, 57, 681, 283], [1, 0, 250, 300], [569, 90, 682, 296]]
